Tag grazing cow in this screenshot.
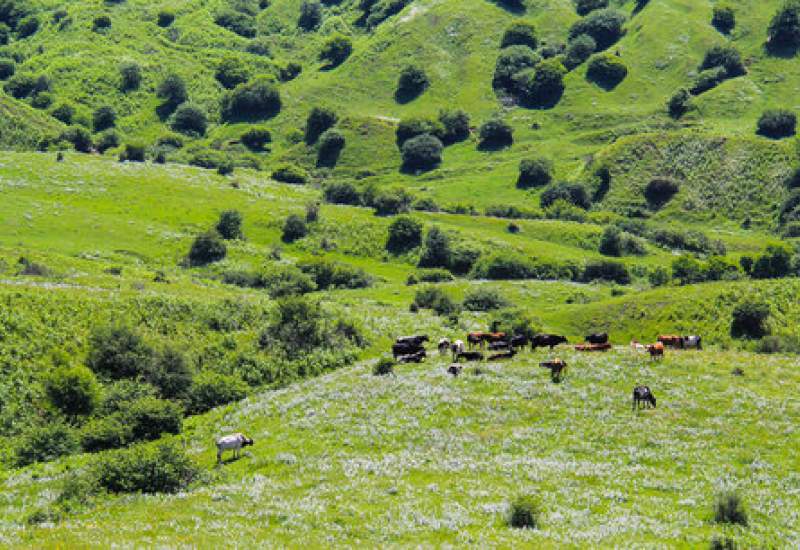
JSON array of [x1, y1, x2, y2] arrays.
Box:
[[447, 364, 463, 377], [585, 332, 609, 345], [456, 351, 484, 362], [657, 335, 683, 349], [540, 359, 567, 382], [438, 338, 451, 355], [632, 386, 657, 410], [488, 340, 511, 351], [216, 433, 254, 463], [682, 335, 702, 350], [646, 342, 664, 359], [396, 335, 429, 346], [467, 332, 486, 349], [488, 349, 516, 361], [510, 335, 529, 349], [398, 350, 426, 363], [393, 342, 423, 359], [531, 334, 568, 350], [450, 339, 466, 358]]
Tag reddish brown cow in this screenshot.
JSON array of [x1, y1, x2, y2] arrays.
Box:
[[646, 342, 665, 359], [657, 335, 683, 349]]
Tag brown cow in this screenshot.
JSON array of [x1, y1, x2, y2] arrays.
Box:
[[657, 335, 683, 349], [540, 359, 567, 382], [646, 342, 664, 359]]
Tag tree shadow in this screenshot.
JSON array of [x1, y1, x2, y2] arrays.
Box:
[[632, 0, 650, 16], [765, 41, 799, 59], [316, 149, 342, 169], [518, 88, 565, 110], [394, 87, 424, 104], [587, 74, 625, 91], [156, 101, 179, 121], [487, 0, 526, 15]]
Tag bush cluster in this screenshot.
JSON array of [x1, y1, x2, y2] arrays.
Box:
[[222, 78, 281, 121], [517, 157, 553, 189], [568, 8, 626, 50], [395, 65, 429, 102]]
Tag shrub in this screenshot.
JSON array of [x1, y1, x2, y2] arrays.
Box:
[[96, 130, 120, 153], [373, 187, 414, 215], [751, 245, 793, 279], [305, 106, 337, 144], [44, 365, 100, 416], [644, 177, 679, 208], [122, 396, 183, 441], [94, 441, 198, 494], [30, 92, 52, 109], [710, 537, 737, 550], [780, 190, 800, 223], [50, 103, 75, 124], [396, 117, 445, 147], [92, 15, 111, 32], [14, 422, 80, 466], [438, 109, 470, 144], [272, 163, 308, 184], [80, 416, 133, 452], [216, 210, 244, 240], [713, 492, 748, 526], [667, 88, 692, 118], [648, 266, 670, 287], [317, 129, 345, 167], [297, 259, 372, 290], [188, 371, 248, 414], [493, 45, 539, 91], [157, 73, 188, 107], [731, 300, 770, 338], [690, 67, 727, 95], [413, 286, 458, 316], [754, 334, 800, 354], [119, 61, 141, 91], [188, 231, 227, 266], [261, 263, 316, 297], [222, 77, 281, 121], [59, 126, 93, 152], [540, 182, 591, 209], [568, 8, 626, 50], [282, 214, 308, 242], [470, 253, 575, 281], [575, 0, 608, 16], [87, 325, 153, 379], [120, 142, 146, 162], [768, 1, 800, 51], [418, 226, 451, 268], [700, 45, 745, 77], [157, 9, 175, 27], [278, 61, 302, 82], [757, 109, 796, 138], [215, 9, 256, 37], [16, 14, 38, 38], [373, 356, 394, 376], [298, 0, 322, 30], [478, 118, 513, 149], [586, 53, 627, 88], [324, 181, 361, 205], [449, 246, 481, 276], [319, 33, 352, 67], [500, 21, 537, 49], [240, 127, 271, 150], [508, 494, 540, 529], [408, 268, 453, 284], [401, 133, 443, 171], [598, 225, 623, 256], [514, 59, 567, 106], [4, 73, 37, 98], [564, 33, 596, 69], [462, 287, 509, 311], [582, 259, 630, 284], [170, 103, 207, 136], [92, 106, 116, 132], [259, 296, 328, 356], [0, 58, 14, 79], [712, 5, 735, 33], [215, 57, 250, 89], [396, 65, 429, 102], [386, 215, 422, 253], [517, 157, 553, 189]]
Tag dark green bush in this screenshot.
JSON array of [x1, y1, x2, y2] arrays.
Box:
[[317, 129, 345, 167], [215, 9, 256, 37], [278, 61, 302, 82], [540, 182, 590, 209], [16, 14, 38, 38], [713, 492, 748, 526], [396, 117, 445, 147], [50, 103, 75, 124], [98, 380, 158, 415], [651, 227, 725, 255], [586, 53, 627, 88], [373, 187, 414, 215], [96, 130, 120, 153], [386, 215, 422, 253], [401, 133, 443, 171], [138, 346, 192, 400], [216, 210, 244, 240], [222, 78, 281, 121], [700, 45, 745, 77], [189, 370, 248, 413], [395, 65, 429, 102], [92, 106, 116, 132], [240, 127, 271, 150], [0, 58, 14, 79], [462, 287, 509, 311], [470, 252, 578, 281], [645, 177, 679, 208], [119, 61, 141, 91], [297, 259, 372, 290], [364, 0, 412, 28], [319, 33, 352, 67], [156, 73, 188, 107], [120, 142, 146, 162], [305, 106, 337, 144], [261, 264, 316, 297], [298, 0, 322, 30], [4, 73, 37, 98], [731, 300, 770, 338], [408, 268, 454, 284], [709, 537, 737, 550], [712, 5, 735, 33], [768, 1, 800, 52], [757, 109, 796, 138], [754, 334, 800, 354], [92, 15, 111, 32], [575, 0, 608, 16], [517, 157, 553, 189], [87, 325, 153, 379], [690, 67, 727, 95], [125, 397, 183, 442], [500, 21, 537, 49], [14, 422, 80, 466], [94, 441, 198, 494], [188, 231, 227, 266], [272, 163, 308, 184], [493, 45, 539, 91], [170, 103, 208, 136], [438, 109, 470, 144], [508, 494, 540, 529], [478, 118, 513, 149], [157, 9, 175, 27], [215, 56, 250, 89], [30, 92, 52, 109], [412, 286, 458, 316], [568, 8, 626, 50], [449, 246, 481, 276], [514, 59, 567, 107], [564, 33, 596, 70], [485, 205, 539, 219], [418, 226, 451, 268], [582, 259, 631, 284], [324, 181, 361, 205], [60, 126, 92, 152], [373, 356, 394, 376], [80, 416, 133, 452], [751, 245, 793, 279], [44, 365, 100, 416], [667, 88, 692, 118], [282, 214, 308, 242]]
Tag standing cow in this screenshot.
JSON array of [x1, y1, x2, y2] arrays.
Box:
[[531, 334, 568, 350], [216, 433, 254, 463], [585, 332, 609, 345], [632, 386, 657, 410], [438, 338, 451, 355]]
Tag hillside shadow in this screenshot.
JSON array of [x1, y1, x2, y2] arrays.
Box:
[[632, 0, 650, 16]]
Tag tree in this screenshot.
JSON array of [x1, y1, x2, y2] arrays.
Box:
[[586, 53, 627, 89], [575, 0, 608, 16], [188, 231, 227, 266], [60, 126, 93, 153], [44, 365, 100, 416], [214, 9, 256, 37], [564, 34, 596, 70], [305, 106, 337, 144], [298, 0, 322, 31], [396, 117, 445, 147], [86, 325, 154, 380], [386, 216, 422, 253], [119, 61, 141, 91], [598, 226, 622, 256], [478, 118, 513, 149], [157, 10, 175, 27], [757, 109, 797, 138], [282, 214, 308, 242], [317, 129, 345, 167], [493, 45, 539, 91], [540, 182, 591, 209], [93, 106, 116, 132], [240, 127, 271, 150], [568, 8, 626, 50], [319, 34, 352, 68], [372, 187, 414, 215], [395, 65, 429, 102], [16, 14, 38, 38], [712, 5, 736, 34], [418, 226, 451, 268], [401, 134, 443, 172], [751, 245, 793, 278], [221, 77, 281, 121], [731, 300, 770, 338], [644, 177, 679, 208], [157, 73, 187, 107], [170, 103, 208, 136], [438, 109, 470, 144], [216, 210, 244, 240], [500, 21, 537, 49], [699, 45, 745, 77], [215, 57, 250, 89], [667, 88, 691, 119], [513, 59, 566, 107], [517, 157, 553, 188], [768, 1, 800, 52]]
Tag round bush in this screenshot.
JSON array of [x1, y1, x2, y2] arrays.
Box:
[[699, 45, 745, 77], [667, 88, 691, 119], [493, 45, 540, 91], [282, 214, 308, 243], [319, 33, 352, 67], [644, 177, 679, 208], [731, 300, 770, 339], [120, 142, 146, 162], [80, 416, 133, 452], [214, 9, 256, 37], [517, 157, 553, 189], [92, 15, 111, 32], [508, 494, 540, 529], [30, 92, 52, 109], [222, 77, 281, 121], [44, 365, 100, 416], [96, 130, 120, 153], [240, 127, 271, 150], [324, 181, 361, 205], [305, 106, 338, 144], [462, 287, 509, 311], [119, 61, 141, 91], [373, 187, 414, 216], [513, 58, 566, 106], [0, 58, 14, 80], [93, 441, 198, 494], [768, 1, 800, 51], [14, 422, 79, 466], [418, 226, 451, 269], [272, 163, 308, 184], [712, 5, 735, 33], [157, 73, 188, 106], [298, 0, 322, 31], [87, 325, 154, 379], [396, 117, 445, 147], [317, 128, 345, 167], [582, 259, 630, 284], [4, 73, 37, 98], [16, 15, 39, 38], [438, 109, 470, 144], [188, 371, 248, 414], [215, 210, 243, 240], [540, 182, 591, 209], [372, 356, 395, 376], [50, 103, 75, 124], [564, 33, 596, 69], [170, 103, 208, 136], [575, 0, 608, 16], [401, 133, 443, 171], [92, 105, 116, 132], [478, 118, 513, 149], [125, 397, 183, 442], [215, 56, 250, 89], [598, 225, 622, 256], [157, 9, 175, 27], [60, 126, 93, 153], [395, 65, 429, 102], [568, 8, 626, 50], [586, 53, 627, 88], [188, 231, 227, 266], [500, 21, 537, 49], [386, 215, 422, 253], [757, 109, 796, 138]]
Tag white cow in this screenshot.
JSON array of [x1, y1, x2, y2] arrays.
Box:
[[451, 339, 466, 360], [216, 433, 254, 463], [438, 338, 451, 355]]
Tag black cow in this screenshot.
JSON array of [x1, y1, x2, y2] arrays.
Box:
[[632, 386, 657, 410], [585, 332, 608, 345], [392, 343, 425, 359], [398, 350, 426, 363], [447, 364, 463, 377], [456, 351, 484, 362], [488, 340, 511, 351], [510, 335, 529, 349], [396, 335, 429, 346], [531, 334, 568, 350], [489, 349, 516, 361]]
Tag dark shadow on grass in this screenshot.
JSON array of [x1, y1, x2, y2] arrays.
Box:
[[394, 87, 425, 104], [632, 0, 650, 16], [156, 101, 180, 121], [487, 0, 526, 15], [587, 74, 625, 91], [765, 41, 800, 59]]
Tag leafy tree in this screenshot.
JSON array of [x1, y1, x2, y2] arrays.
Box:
[[699, 45, 745, 77], [222, 77, 281, 121], [438, 109, 470, 144], [568, 8, 626, 50], [188, 371, 248, 414], [87, 325, 154, 380], [667, 88, 691, 118], [575, 0, 608, 16], [317, 129, 345, 167], [513, 58, 566, 106], [493, 45, 539, 91], [731, 300, 770, 338], [401, 133, 443, 171], [598, 226, 623, 256], [372, 187, 414, 215], [261, 296, 324, 356], [214, 9, 256, 37], [156, 73, 187, 107], [396, 117, 445, 147], [517, 157, 553, 189], [240, 127, 271, 150], [319, 33, 352, 67], [712, 5, 735, 33], [60, 126, 93, 153], [324, 181, 361, 205], [478, 118, 513, 149], [148, 346, 193, 401], [14, 422, 79, 466], [644, 177, 679, 208], [305, 106, 337, 144], [386, 216, 422, 253], [216, 210, 244, 240], [50, 102, 75, 124], [540, 182, 590, 209], [298, 0, 322, 30], [119, 61, 141, 91], [586, 53, 627, 88], [395, 65, 429, 102], [188, 231, 227, 266], [751, 245, 793, 278], [500, 21, 537, 49], [272, 163, 308, 184], [768, 1, 800, 52], [93, 106, 116, 132], [564, 33, 596, 69], [170, 103, 208, 136], [282, 214, 308, 242], [757, 109, 796, 138], [44, 365, 100, 416], [215, 57, 250, 89], [418, 226, 451, 268]]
